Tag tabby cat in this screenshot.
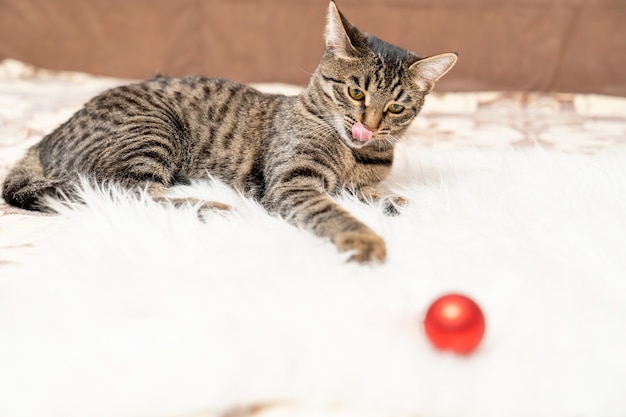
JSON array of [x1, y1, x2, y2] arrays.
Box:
[[2, 1, 457, 263]]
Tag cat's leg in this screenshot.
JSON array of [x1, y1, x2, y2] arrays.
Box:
[[353, 185, 407, 216], [107, 150, 231, 213], [263, 184, 386, 263], [147, 183, 231, 211]]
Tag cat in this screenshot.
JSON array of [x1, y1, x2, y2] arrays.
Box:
[[1, 1, 456, 263]]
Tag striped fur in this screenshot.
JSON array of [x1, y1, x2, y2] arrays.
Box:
[[1, 1, 456, 263]]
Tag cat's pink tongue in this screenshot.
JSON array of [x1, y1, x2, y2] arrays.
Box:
[[351, 123, 373, 142]]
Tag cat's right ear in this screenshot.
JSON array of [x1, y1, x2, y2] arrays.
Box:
[[410, 53, 458, 92], [325, 1, 360, 60]]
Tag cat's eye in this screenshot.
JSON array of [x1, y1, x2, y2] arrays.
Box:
[[348, 87, 365, 101], [387, 103, 405, 114]]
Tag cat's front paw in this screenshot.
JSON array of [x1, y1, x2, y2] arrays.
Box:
[[382, 195, 407, 216], [334, 230, 386, 263]]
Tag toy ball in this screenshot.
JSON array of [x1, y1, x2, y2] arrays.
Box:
[[423, 293, 485, 355]]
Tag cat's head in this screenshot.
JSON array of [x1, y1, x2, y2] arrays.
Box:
[[312, 1, 457, 149]]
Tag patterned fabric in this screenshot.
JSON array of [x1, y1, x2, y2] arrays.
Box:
[[413, 92, 626, 152]]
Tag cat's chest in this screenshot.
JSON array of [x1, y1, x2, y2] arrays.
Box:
[[342, 160, 391, 189], [336, 147, 393, 189]]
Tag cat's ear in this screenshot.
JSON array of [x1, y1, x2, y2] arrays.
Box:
[[325, 1, 360, 60], [410, 53, 458, 92]]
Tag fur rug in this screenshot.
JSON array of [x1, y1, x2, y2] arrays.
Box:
[[2, 58, 626, 417], [2, 141, 626, 417]]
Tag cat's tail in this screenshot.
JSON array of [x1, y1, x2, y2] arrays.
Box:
[[1, 147, 67, 211]]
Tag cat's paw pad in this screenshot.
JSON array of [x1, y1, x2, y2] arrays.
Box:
[[382, 195, 407, 216], [334, 230, 387, 264]]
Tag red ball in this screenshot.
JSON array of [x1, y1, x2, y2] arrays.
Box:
[[423, 294, 485, 355]]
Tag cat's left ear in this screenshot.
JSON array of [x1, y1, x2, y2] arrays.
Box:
[[324, 1, 360, 60], [410, 53, 458, 91]]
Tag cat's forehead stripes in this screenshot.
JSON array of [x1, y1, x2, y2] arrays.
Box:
[[368, 55, 409, 93], [389, 77, 404, 101]]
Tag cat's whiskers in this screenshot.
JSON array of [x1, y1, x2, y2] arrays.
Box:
[[299, 123, 343, 156], [305, 120, 340, 139], [383, 134, 401, 148], [296, 67, 315, 77]]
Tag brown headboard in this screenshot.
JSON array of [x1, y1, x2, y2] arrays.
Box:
[[1, 0, 624, 95]]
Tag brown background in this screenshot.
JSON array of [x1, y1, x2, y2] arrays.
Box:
[[1, 0, 625, 95]]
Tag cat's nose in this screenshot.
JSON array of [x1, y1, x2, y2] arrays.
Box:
[[362, 121, 376, 131], [362, 109, 382, 131]]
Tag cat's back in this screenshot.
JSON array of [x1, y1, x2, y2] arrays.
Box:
[[38, 76, 253, 148], [36, 76, 286, 180], [82, 75, 270, 124], [47, 75, 279, 140]]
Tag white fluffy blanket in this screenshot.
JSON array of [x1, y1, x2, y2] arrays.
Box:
[[1, 60, 626, 417]]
